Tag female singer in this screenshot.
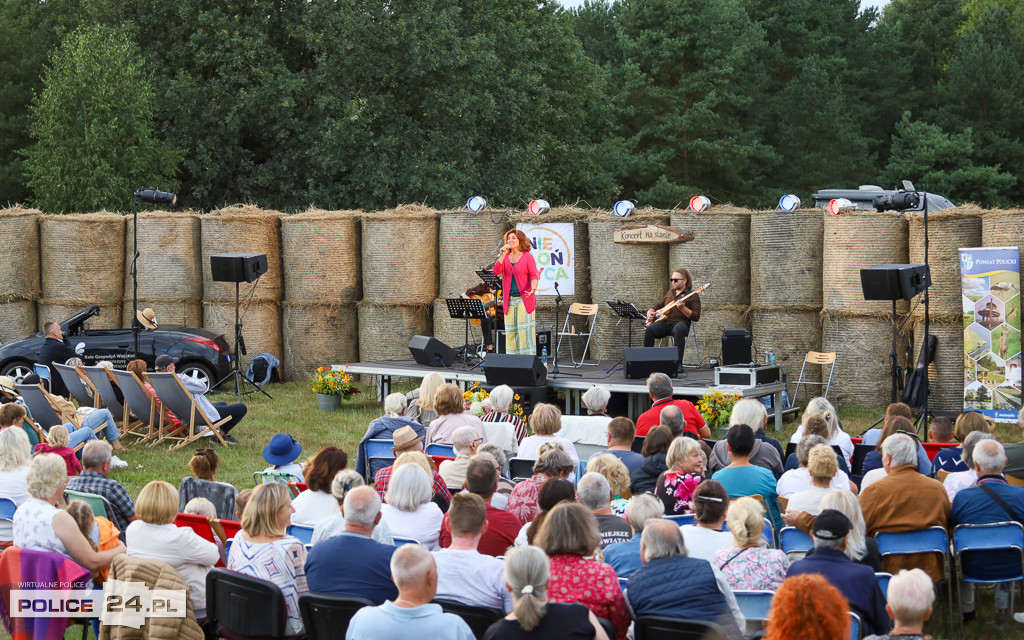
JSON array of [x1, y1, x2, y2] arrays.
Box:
[[494, 229, 540, 356]]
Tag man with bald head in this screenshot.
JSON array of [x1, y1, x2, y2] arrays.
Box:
[[346, 544, 474, 640], [660, 405, 684, 436], [439, 426, 481, 490]]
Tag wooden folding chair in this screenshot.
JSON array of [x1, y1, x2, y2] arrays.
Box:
[[555, 302, 601, 366], [792, 351, 838, 408], [147, 372, 228, 449], [80, 365, 143, 435], [109, 369, 163, 442]]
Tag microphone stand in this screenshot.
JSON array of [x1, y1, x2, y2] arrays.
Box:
[[550, 282, 581, 378]]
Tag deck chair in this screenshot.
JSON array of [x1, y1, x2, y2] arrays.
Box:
[[15, 383, 64, 429], [109, 369, 164, 442], [64, 489, 111, 519], [147, 372, 228, 449], [792, 351, 838, 407], [52, 363, 98, 409], [81, 365, 141, 434], [556, 303, 601, 366]]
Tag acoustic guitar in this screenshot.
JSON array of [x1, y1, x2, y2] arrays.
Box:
[[468, 291, 501, 326], [645, 283, 710, 327]]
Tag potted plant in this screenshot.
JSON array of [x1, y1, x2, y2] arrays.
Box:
[[310, 366, 358, 412]]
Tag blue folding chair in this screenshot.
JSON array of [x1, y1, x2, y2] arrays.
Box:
[[848, 611, 862, 640], [734, 590, 774, 635], [426, 443, 456, 458], [287, 524, 314, 544], [365, 438, 396, 482], [875, 526, 953, 635], [0, 497, 16, 539], [780, 527, 814, 555], [617, 577, 629, 591], [664, 513, 696, 527], [33, 363, 52, 392], [875, 572, 892, 600], [393, 537, 420, 547], [952, 521, 1024, 629]]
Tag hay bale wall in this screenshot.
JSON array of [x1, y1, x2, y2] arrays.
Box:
[[200, 206, 283, 303], [0, 301, 37, 344], [362, 206, 438, 305], [438, 211, 507, 298], [686, 305, 750, 366], [358, 303, 431, 363], [909, 207, 982, 314], [509, 208, 592, 306], [281, 209, 362, 303], [822, 313, 896, 407], [121, 301, 202, 328], [121, 211, 202, 328], [824, 213, 908, 314], [982, 209, 1024, 249], [750, 210, 823, 308], [670, 207, 751, 306], [203, 302, 281, 371], [910, 313, 964, 413], [281, 303, 359, 380], [750, 310, 822, 384], [0, 208, 40, 341]]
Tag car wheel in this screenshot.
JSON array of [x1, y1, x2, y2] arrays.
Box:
[[178, 362, 215, 393], [1, 360, 34, 383]]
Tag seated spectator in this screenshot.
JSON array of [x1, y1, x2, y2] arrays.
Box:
[[586, 454, 631, 517], [179, 447, 238, 520], [515, 478, 577, 547], [262, 433, 304, 482], [777, 434, 854, 498], [658, 404, 685, 437], [782, 416, 852, 477], [26, 374, 127, 455], [629, 425, 673, 495], [480, 385, 524, 454], [711, 424, 782, 531], [627, 519, 745, 640], [635, 372, 708, 438], [478, 443, 516, 508], [425, 383, 487, 446], [347, 545, 474, 640], [305, 485, 398, 604], [439, 426, 481, 490], [65, 499, 120, 582], [355, 392, 426, 479], [534, 502, 630, 639], [581, 384, 612, 419], [292, 446, 349, 525], [234, 488, 252, 521], [786, 444, 839, 516], [126, 481, 219, 620], [765, 574, 851, 640], [861, 417, 931, 482], [517, 403, 579, 462], [1003, 408, 1024, 479], [943, 431, 996, 502], [865, 569, 934, 639], [311, 469, 393, 546], [859, 433, 949, 583], [14, 453, 125, 578], [578, 472, 632, 549], [603, 493, 664, 579], [713, 496, 788, 591], [0, 402, 27, 429], [859, 402, 914, 447], [709, 399, 783, 477], [155, 354, 246, 442], [508, 443, 576, 523], [34, 424, 80, 477], [0, 427, 32, 544], [382, 463, 445, 549], [374, 429, 452, 510], [183, 497, 229, 563], [406, 371, 445, 428], [655, 436, 705, 515], [589, 417, 644, 475], [227, 482, 307, 635], [680, 480, 733, 564], [816, 490, 882, 571], [787, 509, 889, 637], [483, 545, 608, 640], [439, 456, 522, 556], [788, 396, 854, 466], [928, 415, 955, 444], [932, 411, 994, 476], [433, 493, 513, 611], [66, 441, 138, 531]]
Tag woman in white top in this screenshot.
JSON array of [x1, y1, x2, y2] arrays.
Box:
[[291, 446, 349, 525], [776, 435, 854, 498], [787, 397, 854, 466], [0, 427, 33, 542], [380, 463, 444, 549], [13, 453, 125, 578], [126, 481, 219, 619], [310, 470, 393, 546], [943, 431, 995, 502], [517, 403, 579, 463], [786, 444, 838, 516]]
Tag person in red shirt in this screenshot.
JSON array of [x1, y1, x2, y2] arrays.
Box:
[[635, 372, 709, 438], [438, 455, 522, 557]]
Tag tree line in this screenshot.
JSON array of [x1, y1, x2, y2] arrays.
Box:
[[1, 0, 1021, 214]]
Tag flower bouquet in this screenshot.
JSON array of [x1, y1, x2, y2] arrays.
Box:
[[697, 390, 741, 430], [463, 382, 490, 417]]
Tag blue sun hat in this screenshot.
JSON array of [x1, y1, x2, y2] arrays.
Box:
[[263, 433, 302, 466]]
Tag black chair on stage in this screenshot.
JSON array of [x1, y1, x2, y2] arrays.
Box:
[[434, 599, 504, 639], [299, 592, 375, 640], [206, 568, 295, 640], [635, 615, 728, 640]]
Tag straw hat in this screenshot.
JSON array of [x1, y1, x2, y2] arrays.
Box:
[[392, 426, 424, 451], [136, 308, 158, 331], [0, 376, 16, 396]]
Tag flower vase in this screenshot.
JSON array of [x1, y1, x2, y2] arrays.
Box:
[[317, 393, 341, 412]]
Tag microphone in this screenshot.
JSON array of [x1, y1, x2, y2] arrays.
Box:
[[554, 282, 560, 291]]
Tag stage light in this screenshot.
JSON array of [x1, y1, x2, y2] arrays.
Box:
[[777, 194, 801, 211], [828, 198, 855, 215], [688, 195, 711, 213], [463, 196, 487, 213], [134, 188, 177, 206], [527, 199, 550, 216], [612, 200, 635, 218]]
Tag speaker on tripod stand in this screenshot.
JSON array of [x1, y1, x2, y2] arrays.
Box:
[[210, 253, 272, 400]]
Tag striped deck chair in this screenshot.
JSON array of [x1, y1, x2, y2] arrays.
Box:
[[147, 372, 228, 449]]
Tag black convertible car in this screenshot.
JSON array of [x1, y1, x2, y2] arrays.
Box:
[[0, 305, 231, 391]]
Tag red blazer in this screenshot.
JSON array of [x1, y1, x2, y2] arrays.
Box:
[[636, 397, 706, 436], [494, 251, 540, 315]]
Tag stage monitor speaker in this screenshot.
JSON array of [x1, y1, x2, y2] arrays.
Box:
[[624, 347, 678, 380], [860, 264, 931, 301], [721, 329, 752, 366], [483, 354, 546, 387], [210, 252, 268, 283], [408, 335, 455, 368], [497, 326, 552, 357]]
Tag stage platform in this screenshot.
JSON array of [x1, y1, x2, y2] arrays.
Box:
[[341, 358, 790, 430]]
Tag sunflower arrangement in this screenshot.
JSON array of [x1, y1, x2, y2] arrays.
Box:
[[463, 382, 490, 417], [310, 366, 359, 398], [697, 390, 741, 430]]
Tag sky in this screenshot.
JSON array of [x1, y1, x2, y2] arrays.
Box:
[[557, 0, 891, 10]]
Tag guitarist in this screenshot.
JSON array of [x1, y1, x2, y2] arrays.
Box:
[[644, 267, 701, 367], [463, 280, 503, 353]]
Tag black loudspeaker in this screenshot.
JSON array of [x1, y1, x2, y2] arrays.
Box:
[[483, 354, 546, 386], [408, 335, 455, 368], [721, 329, 752, 366], [210, 252, 268, 283], [497, 326, 552, 357], [860, 264, 931, 301], [624, 347, 678, 379]]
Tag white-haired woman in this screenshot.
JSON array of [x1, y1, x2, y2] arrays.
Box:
[[0, 427, 33, 544], [789, 397, 853, 466], [654, 437, 704, 515], [480, 384, 521, 458], [355, 392, 426, 480], [582, 385, 611, 418], [708, 399, 783, 476], [819, 490, 881, 571], [483, 545, 608, 640], [311, 469, 393, 546], [406, 372, 445, 427], [786, 445, 838, 516], [381, 464, 444, 550]]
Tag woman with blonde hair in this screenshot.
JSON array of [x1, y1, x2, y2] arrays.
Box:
[[0, 427, 32, 544], [425, 383, 487, 446], [789, 396, 854, 465], [713, 496, 788, 591], [483, 545, 608, 639], [586, 454, 631, 517], [786, 444, 838, 516], [819, 490, 881, 570], [406, 372, 446, 427], [517, 403, 579, 462], [654, 437, 704, 515], [381, 463, 444, 549]]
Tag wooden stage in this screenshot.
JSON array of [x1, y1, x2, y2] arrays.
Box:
[[340, 358, 789, 430]]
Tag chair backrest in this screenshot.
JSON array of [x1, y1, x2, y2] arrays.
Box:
[[952, 521, 1024, 583], [635, 615, 728, 640], [936, 469, 950, 484], [0, 498, 16, 521], [663, 513, 696, 527], [393, 536, 420, 547], [508, 458, 535, 481], [33, 363, 51, 389], [299, 592, 375, 640], [618, 577, 629, 591], [174, 512, 217, 543], [254, 471, 298, 485], [784, 441, 797, 460], [64, 489, 108, 519], [806, 351, 836, 365], [733, 590, 774, 622], [81, 366, 125, 420], [426, 443, 456, 458], [206, 568, 289, 640], [598, 617, 617, 640], [568, 303, 600, 317], [849, 610, 862, 640], [434, 599, 503, 639], [850, 444, 875, 477], [148, 371, 218, 427], [110, 369, 157, 427], [631, 436, 646, 454], [1008, 474, 1024, 488], [53, 363, 93, 407], [15, 383, 64, 429], [364, 439, 395, 459], [287, 524, 314, 545], [779, 527, 814, 555], [295, 482, 308, 493], [875, 572, 892, 600], [875, 527, 949, 582]]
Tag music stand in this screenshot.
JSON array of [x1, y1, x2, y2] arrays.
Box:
[[446, 298, 487, 368], [475, 270, 502, 292], [606, 300, 646, 348]]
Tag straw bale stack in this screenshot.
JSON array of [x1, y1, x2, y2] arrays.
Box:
[[121, 211, 202, 328], [908, 207, 982, 314], [40, 213, 125, 329], [670, 206, 752, 306], [358, 302, 431, 363], [909, 312, 964, 413], [750, 210, 823, 308], [750, 309, 822, 384], [982, 208, 1024, 250], [281, 209, 362, 303], [200, 206, 283, 303], [0, 207, 41, 340], [203, 301, 281, 371], [685, 305, 750, 366], [438, 210, 507, 298], [508, 208, 592, 305], [822, 313, 899, 406], [0, 302, 36, 343], [362, 206, 438, 305], [823, 212, 908, 314], [281, 302, 358, 381]]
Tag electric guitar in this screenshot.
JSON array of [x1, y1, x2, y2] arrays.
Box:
[[645, 283, 710, 327]]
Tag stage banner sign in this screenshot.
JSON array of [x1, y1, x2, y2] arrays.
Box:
[[516, 222, 575, 296], [960, 246, 1021, 422]]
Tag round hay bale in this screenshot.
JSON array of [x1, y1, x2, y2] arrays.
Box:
[[201, 206, 283, 303], [750, 210, 823, 307], [670, 206, 751, 306], [281, 303, 359, 381], [909, 312, 964, 413], [0, 207, 40, 302], [824, 212, 908, 314], [121, 300, 202, 328], [509, 208, 592, 305], [40, 213, 125, 307], [750, 309, 823, 385], [357, 302, 431, 363], [202, 301, 281, 373], [0, 300, 36, 343], [38, 301, 122, 330], [438, 211, 507, 298], [362, 206, 438, 304], [982, 208, 1024, 249], [282, 209, 362, 303], [822, 313, 899, 407], [123, 211, 201, 302], [908, 207, 982, 313]]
